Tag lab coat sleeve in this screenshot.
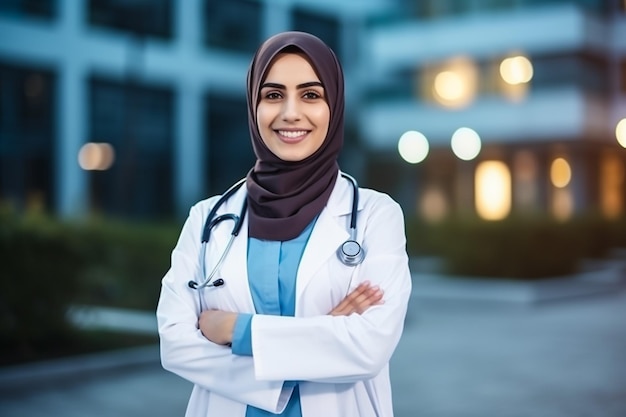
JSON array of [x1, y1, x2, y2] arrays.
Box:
[[156, 203, 291, 413], [250, 195, 412, 383]]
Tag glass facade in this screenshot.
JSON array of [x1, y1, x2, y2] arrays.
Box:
[[292, 8, 341, 59], [88, 0, 173, 39], [0, 0, 56, 19], [0, 63, 55, 211], [204, 92, 255, 195], [203, 0, 262, 53], [531, 53, 610, 94], [367, 50, 611, 106], [405, 0, 613, 19], [88, 77, 174, 218]]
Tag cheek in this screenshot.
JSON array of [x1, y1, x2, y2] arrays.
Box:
[[256, 107, 272, 139], [315, 108, 331, 138]]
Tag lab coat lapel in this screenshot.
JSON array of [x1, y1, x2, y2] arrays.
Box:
[[296, 176, 352, 299], [296, 208, 348, 299]]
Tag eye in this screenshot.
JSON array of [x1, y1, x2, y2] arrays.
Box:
[[303, 90, 323, 100], [264, 91, 282, 100]]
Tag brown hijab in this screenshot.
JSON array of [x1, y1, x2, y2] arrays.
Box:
[[245, 32, 344, 241]]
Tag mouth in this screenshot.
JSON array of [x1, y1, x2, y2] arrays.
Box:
[[275, 129, 310, 143]]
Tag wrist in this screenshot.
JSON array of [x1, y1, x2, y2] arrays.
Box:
[[225, 313, 237, 345]]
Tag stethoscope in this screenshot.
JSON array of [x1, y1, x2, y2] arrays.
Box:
[[188, 173, 364, 291]]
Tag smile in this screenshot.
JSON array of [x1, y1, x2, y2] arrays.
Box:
[[276, 130, 309, 142]]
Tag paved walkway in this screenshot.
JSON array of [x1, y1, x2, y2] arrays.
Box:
[[1, 276, 625, 417]]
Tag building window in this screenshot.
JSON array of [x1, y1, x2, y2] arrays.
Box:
[[204, 92, 255, 195], [0, 0, 55, 19], [203, 0, 261, 53], [512, 150, 540, 213], [88, 0, 173, 40], [531, 53, 610, 94], [292, 8, 341, 59], [0, 63, 55, 211], [88, 76, 174, 218]]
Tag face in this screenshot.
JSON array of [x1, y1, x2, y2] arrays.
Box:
[[256, 53, 330, 162]]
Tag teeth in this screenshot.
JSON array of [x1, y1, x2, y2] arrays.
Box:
[[279, 130, 307, 138]]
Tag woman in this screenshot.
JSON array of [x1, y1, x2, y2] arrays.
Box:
[[156, 31, 412, 417]]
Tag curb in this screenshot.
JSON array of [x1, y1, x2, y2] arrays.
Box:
[[0, 344, 160, 394], [411, 266, 626, 306]]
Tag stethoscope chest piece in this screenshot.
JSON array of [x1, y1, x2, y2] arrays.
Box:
[[338, 240, 364, 266]]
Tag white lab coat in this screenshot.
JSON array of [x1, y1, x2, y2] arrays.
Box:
[[156, 173, 412, 417]]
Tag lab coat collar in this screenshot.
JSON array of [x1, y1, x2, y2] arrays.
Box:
[[215, 172, 362, 304], [325, 171, 365, 217]]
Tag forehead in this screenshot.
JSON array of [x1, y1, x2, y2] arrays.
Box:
[[263, 53, 321, 83]]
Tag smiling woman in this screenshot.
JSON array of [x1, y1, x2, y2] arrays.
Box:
[[156, 31, 412, 417], [256, 53, 330, 162]]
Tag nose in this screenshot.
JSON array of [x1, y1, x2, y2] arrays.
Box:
[[281, 96, 301, 122]]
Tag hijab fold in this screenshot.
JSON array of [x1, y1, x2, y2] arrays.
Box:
[[245, 32, 344, 241]]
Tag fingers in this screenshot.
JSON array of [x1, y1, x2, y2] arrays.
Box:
[[329, 281, 384, 316], [199, 310, 237, 345]]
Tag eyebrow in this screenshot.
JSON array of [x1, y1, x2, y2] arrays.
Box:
[[260, 81, 324, 90]]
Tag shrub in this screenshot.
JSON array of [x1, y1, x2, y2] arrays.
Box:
[[405, 214, 626, 280], [0, 208, 87, 358], [0, 207, 180, 363]]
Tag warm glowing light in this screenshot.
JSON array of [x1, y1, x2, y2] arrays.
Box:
[[601, 153, 624, 219], [475, 161, 511, 221], [434, 71, 464, 101], [552, 188, 574, 221], [431, 57, 477, 108], [451, 127, 481, 161], [398, 130, 429, 164], [420, 187, 448, 223], [78, 142, 115, 171], [499, 56, 533, 85], [550, 157, 571, 188], [616, 118, 626, 148]]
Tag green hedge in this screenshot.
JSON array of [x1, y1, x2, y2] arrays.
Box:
[[0, 208, 87, 353], [0, 206, 180, 362], [406, 214, 626, 279], [75, 218, 180, 311]]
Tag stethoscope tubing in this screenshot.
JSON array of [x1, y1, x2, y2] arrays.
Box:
[[190, 172, 362, 292]]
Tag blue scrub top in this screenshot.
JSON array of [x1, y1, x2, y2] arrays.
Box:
[[231, 218, 317, 417]]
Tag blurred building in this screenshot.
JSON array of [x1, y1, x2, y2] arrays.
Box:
[[360, 0, 626, 222], [0, 0, 625, 222]]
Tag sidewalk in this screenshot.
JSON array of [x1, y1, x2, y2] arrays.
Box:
[[1, 274, 625, 417]]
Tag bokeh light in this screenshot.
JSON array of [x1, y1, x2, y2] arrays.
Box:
[[500, 55, 534, 85], [475, 161, 511, 220], [431, 57, 478, 108], [434, 71, 464, 101], [420, 186, 448, 223], [550, 157, 571, 188], [398, 130, 429, 164], [451, 127, 481, 161], [78, 142, 115, 171], [616, 118, 626, 148]]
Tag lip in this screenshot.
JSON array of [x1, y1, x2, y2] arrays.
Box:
[[274, 129, 310, 144]]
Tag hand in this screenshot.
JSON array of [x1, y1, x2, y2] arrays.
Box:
[[329, 281, 384, 316], [199, 310, 237, 346]]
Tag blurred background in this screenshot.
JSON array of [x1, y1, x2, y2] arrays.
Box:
[[1, 0, 626, 415]]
